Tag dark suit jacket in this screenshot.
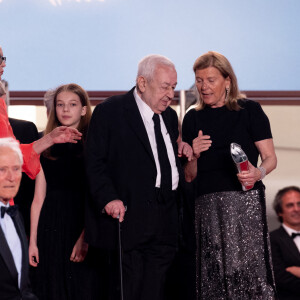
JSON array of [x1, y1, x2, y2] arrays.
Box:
[[85, 88, 184, 251], [270, 226, 300, 300], [9, 118, 39, 236], [0, 208, 37, 300]]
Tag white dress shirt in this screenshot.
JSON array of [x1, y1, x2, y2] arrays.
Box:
[[0, 202, 22, 287], [134, 88, 179, 190], [282, 223, 300, 253]]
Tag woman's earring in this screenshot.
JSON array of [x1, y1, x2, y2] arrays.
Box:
[[225, 87, 230, 102]]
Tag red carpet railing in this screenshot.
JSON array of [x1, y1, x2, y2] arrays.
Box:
[[10, 90, 300, 106], [10, 90, 300, 124]]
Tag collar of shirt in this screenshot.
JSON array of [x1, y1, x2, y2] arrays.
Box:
[[282, 223, 300, 237], [134, 88, 155, 125], [0, 201, 9, 223], [0, 201, 22, 288], [133, 88, 179, 190], [0, 201, 9, 208], [283, 223, 300, 253]]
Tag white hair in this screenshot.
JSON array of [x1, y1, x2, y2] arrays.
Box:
[[136, 54, 175, 82], [43, 88, 56, 115], [0, 138, 23, 165]]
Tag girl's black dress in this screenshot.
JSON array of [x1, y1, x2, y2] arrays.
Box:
[[33, 143, 91, 300]]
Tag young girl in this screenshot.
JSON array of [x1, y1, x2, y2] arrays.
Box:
[[0, 46, 82, 180], [29, 83, 92, 300]]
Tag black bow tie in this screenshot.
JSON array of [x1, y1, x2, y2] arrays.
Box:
[[1, 205, 18, 218], [291, 232, 300, 239]]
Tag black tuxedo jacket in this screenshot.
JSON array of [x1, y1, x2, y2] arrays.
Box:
[[0, 208, 37, 300], [270, 226, 300, 300], [85, 88, 184, 251], [9, 118, 39, 236]]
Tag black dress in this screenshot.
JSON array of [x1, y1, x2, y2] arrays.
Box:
[[33, 143, 91, 300], [182, 99, 276, 299]]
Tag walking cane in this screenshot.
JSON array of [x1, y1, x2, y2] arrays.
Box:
[[117, 205, 127, 300], [102, 207, 125, 300], [117, 218, 124, 300]]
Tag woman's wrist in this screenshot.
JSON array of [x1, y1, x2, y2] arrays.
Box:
[[192, 153, 199, 160], [193, 152, 200, 159], [42, 133, 55, 148], [257, 166, 266, 181], [33, 134, 54, 155]]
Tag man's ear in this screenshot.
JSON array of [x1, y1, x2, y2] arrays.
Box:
[[137, 76, 147, 93]]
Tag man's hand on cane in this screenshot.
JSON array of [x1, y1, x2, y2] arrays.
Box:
[[104, 200, 126, 222]]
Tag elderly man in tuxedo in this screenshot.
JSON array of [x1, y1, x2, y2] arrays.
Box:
[[0, 137, 38, 300], [85, 54, 193, 300], [270, 186, 300, 300]]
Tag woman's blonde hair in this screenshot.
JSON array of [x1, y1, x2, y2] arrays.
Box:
[[0, 81, 6, 98], [193, 51, 245, 111]]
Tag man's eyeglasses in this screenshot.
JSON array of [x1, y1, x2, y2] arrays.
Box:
[[0, 56, 6, 65]]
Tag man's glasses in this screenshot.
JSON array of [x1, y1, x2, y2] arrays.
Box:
[[0, 56, 6, 65]]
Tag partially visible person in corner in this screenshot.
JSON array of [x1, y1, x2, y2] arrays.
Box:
[[0, 81, 8, 103], [0, 80, 40, 236], [270, 186, 300, 300], [0, 137, 38, 300], [8, 117, 39, 236]]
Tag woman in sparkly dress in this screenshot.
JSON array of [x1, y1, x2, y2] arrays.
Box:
[[182, 51, 277, 299]]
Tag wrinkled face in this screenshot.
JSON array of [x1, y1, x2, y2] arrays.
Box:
[[279, 190, 300, 229], [195, 67, 230, 108], [0, 147, 22, 204], [137, 65, 177, 114], [55, 91, 87, 129], [0, 47, 6, 80]]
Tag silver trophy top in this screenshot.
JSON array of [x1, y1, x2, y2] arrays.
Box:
[[230, 143, 248, 163]]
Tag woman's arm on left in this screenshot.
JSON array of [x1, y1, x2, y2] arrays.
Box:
[[32, 126, 82, 155], [237, 138, 277, 186]]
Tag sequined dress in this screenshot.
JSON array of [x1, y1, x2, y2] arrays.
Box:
[[182, 99, 276, 299]]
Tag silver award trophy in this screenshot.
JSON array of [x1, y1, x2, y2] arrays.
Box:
[[230, 143, 253, 191]]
